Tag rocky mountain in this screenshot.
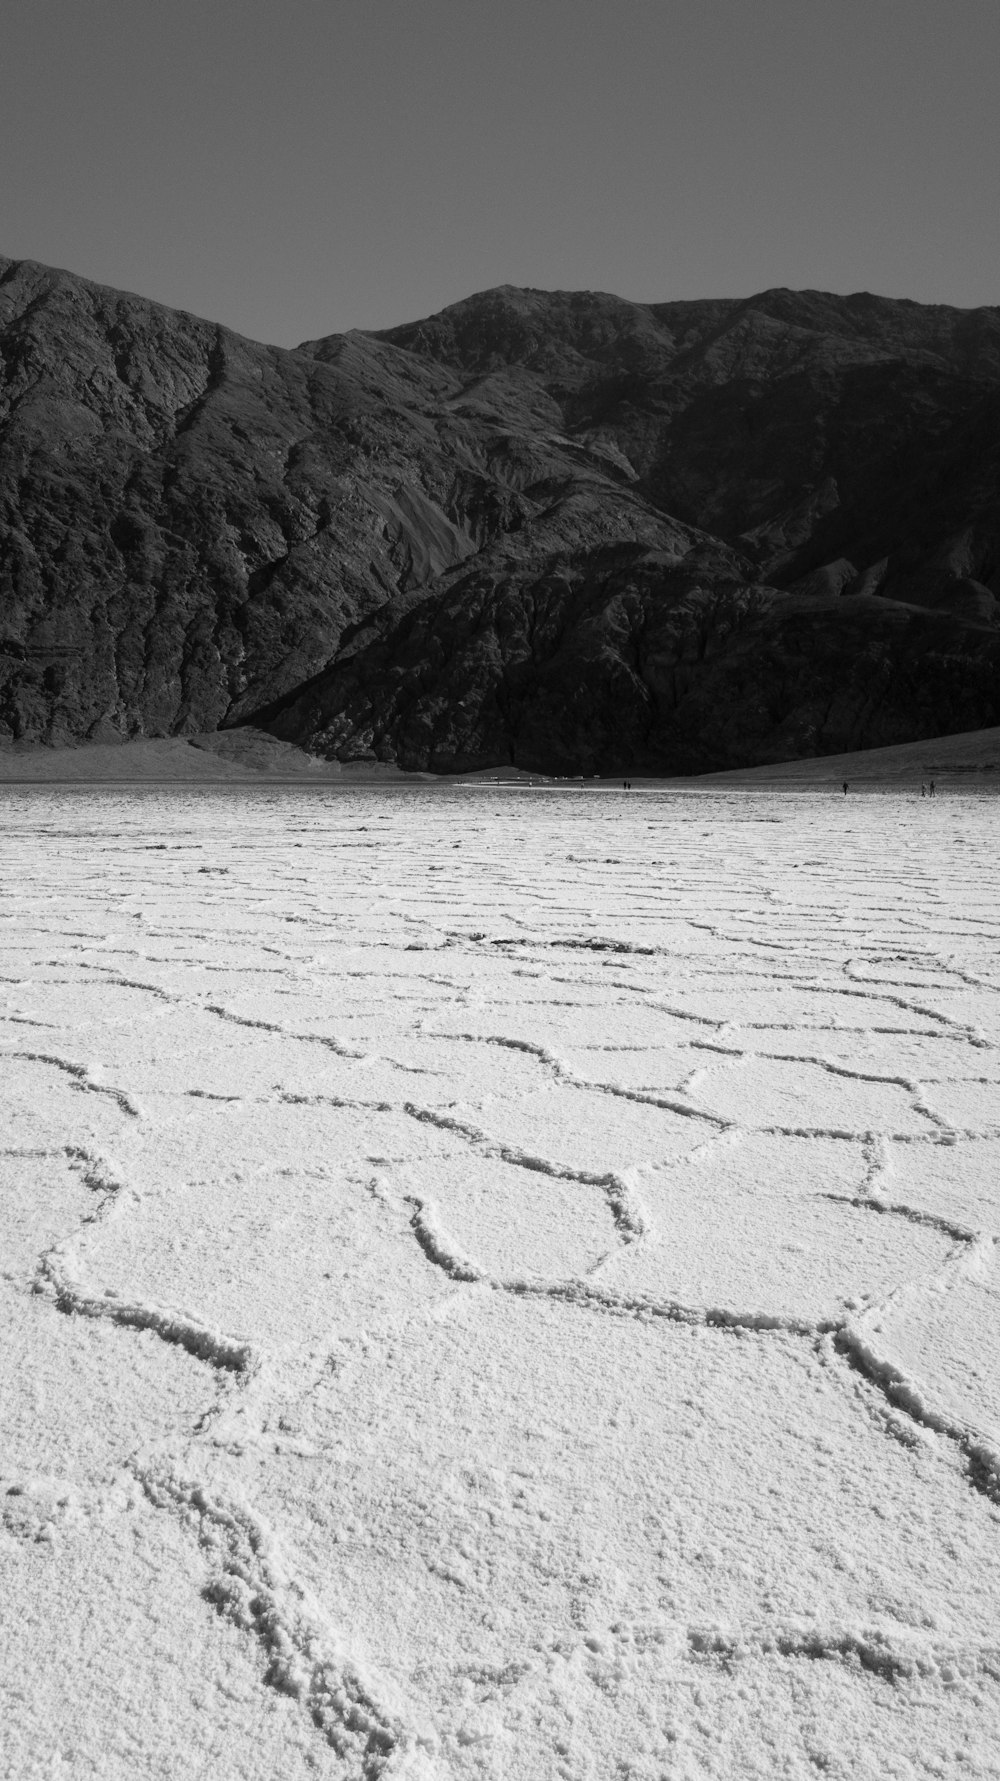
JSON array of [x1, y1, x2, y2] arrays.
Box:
[[1, 257, 998, 770]]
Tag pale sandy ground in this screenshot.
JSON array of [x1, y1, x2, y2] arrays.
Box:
[[2, 785, 1000, 1779], [700, 726, 1000, 787], [0, 732, 388, 783], [2, 722, 999, 789]]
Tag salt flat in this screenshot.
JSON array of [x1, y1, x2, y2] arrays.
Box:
[[2, 784, 1000, 1780]]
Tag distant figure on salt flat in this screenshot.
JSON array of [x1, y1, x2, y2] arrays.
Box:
[[843, 781, 849, 795], [930, 780, 936, 796], [921, 783, 926, 797]]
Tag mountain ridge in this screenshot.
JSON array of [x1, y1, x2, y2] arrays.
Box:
[[1, 254, 998, 772]]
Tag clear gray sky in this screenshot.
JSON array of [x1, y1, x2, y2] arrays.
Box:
[[2, 0, 997, 346]]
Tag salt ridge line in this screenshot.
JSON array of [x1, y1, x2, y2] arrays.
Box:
[[430, 1031, 733, 1129], [422, 1028, 994, 1142], [11, 808, 998, 1738], [35, 951, 373, 1039], [32, 1085, 987, 1728], [21, 1104, 433, 1769], [134, 1458, 439, 1780], [833, 1320, 1000, 1504], [609, 935, 1000, 1049], [59, 965, 181, 1005], [830, 1233, 1000, 1502], [36, 1246, 258, 1374], [381, 1035, 989, 1150], [19, 987, 994, 1149], [77, 955, 477, 995], [203, 1002, 444, 1077], [795, 979, 996, 1048], [400, 1102, 649, 1243], [693, 1023, 992, 1045], [703, 1049, 1000, 1141], [822, 1192, 976, 1244], [833, 1133, 977, 1242], [844, 958, 1000, 995], [406, 1194, 824, 1335], [30, 1141, 259, 1377], [169, 1067, 991, 1160], [51, 959, 445, 1078], [404, 1189, 1000, 1506], [685, 1618, 1000, 1684], [8, 1070, 263, 1391], [206, 1003, 368, 1059], [481, 1611, 1000, 1694], [43, 891, 988, 978], [3, 1046, 142, 1118]]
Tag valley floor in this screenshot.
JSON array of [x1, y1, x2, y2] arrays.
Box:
[[2, 784, 999, 1779]]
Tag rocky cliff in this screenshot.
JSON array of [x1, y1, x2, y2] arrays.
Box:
[[2, 258, 998, 770]]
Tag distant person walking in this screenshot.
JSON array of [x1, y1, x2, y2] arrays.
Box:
[[929, 780, 936, 796], [843, 782, 848, 795], [921, 784, 926, 797]]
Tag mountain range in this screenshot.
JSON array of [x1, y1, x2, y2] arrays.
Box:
[[2, 255, 999, 772]]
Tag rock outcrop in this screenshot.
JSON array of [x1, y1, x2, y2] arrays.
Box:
[[1, 258, 999, 770]]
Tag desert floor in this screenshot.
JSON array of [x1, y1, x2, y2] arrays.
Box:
[[2, 784, 999, 1779]]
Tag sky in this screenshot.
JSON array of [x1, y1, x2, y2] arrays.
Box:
[[1, 0, 998, 347]]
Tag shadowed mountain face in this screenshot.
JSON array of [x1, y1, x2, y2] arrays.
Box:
[[2, 259, 999, 769]]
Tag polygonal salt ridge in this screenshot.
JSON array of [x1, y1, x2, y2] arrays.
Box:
[[132, 1458, 440, 1778], [677, 1049, 964, 1142], [686, 1617, 1000, 1684], [500, 1611, 1000, 1686], [33, 1149, 261, 1381], [698, 972, 999, 1059], [30, 1155, 322, 1462], [23, 1104, 418, 1769], [400, 1104, 650, 1242], [63, 1143, 130, 1199], [4, 1046, 142, 1118], [426, 1027, 733, 1128], [204, 1001, 370, 1059], [34, 1240, 260, 1376], [831, 1234, 1000, 1502], [818, 1130, 981, 1242], [404, 1193, 819, 1335], [408, 1024, 1000, 1154], [65, 959, 184, 1004], [403, 1164, 1000, 1511], [16, 1084, 261, 1382]]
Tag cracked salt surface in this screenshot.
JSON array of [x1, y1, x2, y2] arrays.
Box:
[[2, 785, 1000, 1778]]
